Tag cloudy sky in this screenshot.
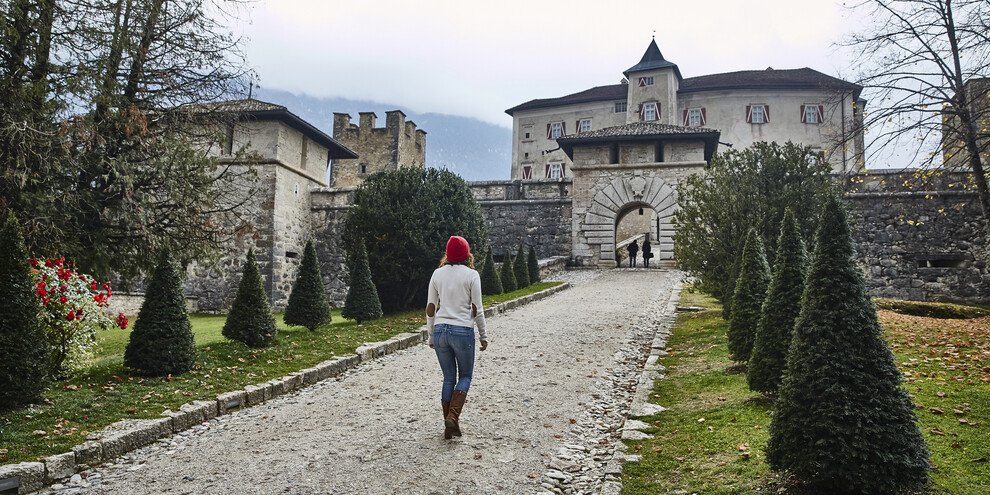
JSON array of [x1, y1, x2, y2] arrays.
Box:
[[237, 0, 864, 129]]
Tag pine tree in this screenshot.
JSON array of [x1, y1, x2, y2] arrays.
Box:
[[0, 212, 51, 410], [283, 240, 332, 331], [527, 245, 540, 283], [222, 249, 277, 348], [748, 210, 806, 394], [124, 250, 196, 376], [513, 242, 530, 288], [726, 229, 769, 363], [342, 240, 383, 324], [480, 248, 503, 295], [766, 196, 929, 493], [499, 252, 517, 293]]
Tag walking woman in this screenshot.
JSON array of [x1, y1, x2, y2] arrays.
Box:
[[426, 236, 488, 439]]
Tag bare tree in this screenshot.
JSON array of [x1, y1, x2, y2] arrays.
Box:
[[845, 0, 990, 234]]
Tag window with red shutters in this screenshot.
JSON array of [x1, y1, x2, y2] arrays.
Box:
[[747, 105, 769, 124], [801, 104, 824, 124], [522, 165, 532, 179]]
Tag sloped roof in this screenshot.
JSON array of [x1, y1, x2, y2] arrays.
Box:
[[505, 84, 627, 116], [557, 122, 721, 162], [679, 67, 862, 100], [185, 98, 358, 159], [623, 39, 683, 80]]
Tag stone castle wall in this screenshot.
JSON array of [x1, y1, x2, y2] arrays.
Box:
[[846, 170, 990, 304], [470, 179, 573, 260], [330, 111, 426, 188]]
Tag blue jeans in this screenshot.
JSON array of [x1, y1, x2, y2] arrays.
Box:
[[433, 323, 475, 402]]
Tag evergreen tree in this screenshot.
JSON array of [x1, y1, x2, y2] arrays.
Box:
[[283, 240, 332, 331], [499, 252, 517, 293], [342, 240, 383, 324], [480, 248, 503, 295], [222, 249, 277, 348], [0, 212, 51, 410], [747, 210, 806, 394], [513, 242, 530, 288], [766, 196, 929, 493], [726, 230, 770, 363], [124, 250, 196, 376], [527, 245, 540, 283]]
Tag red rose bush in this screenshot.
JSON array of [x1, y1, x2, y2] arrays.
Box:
[[30, 257, 127, 377]]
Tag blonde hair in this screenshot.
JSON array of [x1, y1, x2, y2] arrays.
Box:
[[439, 253, 475, 269]]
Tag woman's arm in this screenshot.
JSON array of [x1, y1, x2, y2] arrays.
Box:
[[471, 274, 487, 350]]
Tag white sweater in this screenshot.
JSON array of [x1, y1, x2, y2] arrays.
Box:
[[426, 264, 487, 345]]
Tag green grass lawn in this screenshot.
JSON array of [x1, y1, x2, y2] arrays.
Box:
[[1, 281, 561, 465], [619, 292, 990, 494]]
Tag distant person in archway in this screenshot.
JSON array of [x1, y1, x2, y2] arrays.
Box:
[[426, 236, 488, 440], [627, 239, 639, 268], [642, 238, 653, 268]]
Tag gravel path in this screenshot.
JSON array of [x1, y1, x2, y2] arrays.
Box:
[[45, 269, 681, 495]]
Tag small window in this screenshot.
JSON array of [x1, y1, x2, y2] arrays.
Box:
[[579, 118, 592, 133], [222, 122, 235, 155], [525, 132, 531, 139], [802, 104, 824, 124], [522, 164, 533, 179], [286, 251, 299, 259], [546, 162, 564, 179], [615, 102, 627, 113], [359, 163, 368, 174], [638, 76, 654, 87], [684, 108, 706, 127], [747, 104, 769, 124], [641, 102, 659, 122], [524, 152, 529, 158], [548, 121, 564, 139], [917, 259, 965, 268]]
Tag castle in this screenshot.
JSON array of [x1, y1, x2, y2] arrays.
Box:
[[157, 42, 988, 315]]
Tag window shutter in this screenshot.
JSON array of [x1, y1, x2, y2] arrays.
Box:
[[575, 121, 580, 133], [682, 110, 689, 126], [561, 122, 566, 135], [639, 77, 646, 87], [800, 105, 806, 123], [560, 163, 566, 176], [523, 166, 531, 179], [700, 108, 707, 126], [546, 123, 551, 139], [764, 105, 770, 123], [655, 103, 660, 120], [639, 103, 645, 121], [545, 164, 551, 178], [817, 105, 824, 123], [746, 105, 752, 123]]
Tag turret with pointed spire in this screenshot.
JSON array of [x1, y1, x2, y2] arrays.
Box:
[[624, 38, 681, 125]]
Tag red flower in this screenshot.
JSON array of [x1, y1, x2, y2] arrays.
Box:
[[43, 297, 50, 306], [66, 310, 75, 321], [90, 281, 97, 290], [36, 287, 47, 298], [59, 296, 67, 304], [45, 259, 54, 267], [116, 313, 128, 329], [59, 285, 66, 292], [30, 258, 38, 267]]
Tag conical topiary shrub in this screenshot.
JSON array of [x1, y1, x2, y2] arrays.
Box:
[[124, 250, 196, 376], [480, 248, 503, 295], [499, 252, 517, 293], [513, 242, 530, 288], [726, 229, 769, 363], [527, 245, 540, 284], [222, 249, 277, 348], [766, 196, 929, 493], [0, 211, 51, 410], [283, 240, 332, 331], [747, 210, 806, 394], [342, 239, 383, 324]]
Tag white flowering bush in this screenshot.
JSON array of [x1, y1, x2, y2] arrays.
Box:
[[29, 257, 127, 378]]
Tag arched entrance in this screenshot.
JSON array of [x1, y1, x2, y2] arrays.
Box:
[[578, 174, 678, 267]]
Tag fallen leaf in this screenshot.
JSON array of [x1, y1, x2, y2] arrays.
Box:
[[951, 442, 962, 449], [697, 418, 706, 423], [971, 457, 988, 463], [737, 443, 749, 451], [718, 461, 727, 466], [930, 428, 946, 436], [929, 407, 946, 414], [675, 457, 685, 461], [32, 430, 46, 436]]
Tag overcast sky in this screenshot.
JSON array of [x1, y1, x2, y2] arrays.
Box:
[[238, 0, 864, 129]]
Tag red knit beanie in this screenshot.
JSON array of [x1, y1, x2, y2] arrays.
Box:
[[445, 236, 470, 263]]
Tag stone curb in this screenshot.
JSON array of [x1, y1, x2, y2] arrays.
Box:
[[1, 282, 572, 494], [604, 281, 682, 494]]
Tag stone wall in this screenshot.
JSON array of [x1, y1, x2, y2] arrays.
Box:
[[469, 179, 573, 260], [330, 111, 426, 188], [845, 170, 990, 304]]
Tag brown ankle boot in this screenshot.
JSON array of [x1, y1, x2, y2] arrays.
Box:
[[441, 401, 452, 439], [445, 390, 467, 437]]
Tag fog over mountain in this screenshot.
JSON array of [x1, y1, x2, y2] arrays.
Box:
[[254, 88, 512, 181]]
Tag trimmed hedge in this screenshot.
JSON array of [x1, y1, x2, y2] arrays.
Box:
[[124, 251, 196, 376], [284, 240, 332, 331], [222, 249, 277, 348]]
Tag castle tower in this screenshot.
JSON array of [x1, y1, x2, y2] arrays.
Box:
[[330, 110, 427, 188], [623, 39, 682, 125]]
